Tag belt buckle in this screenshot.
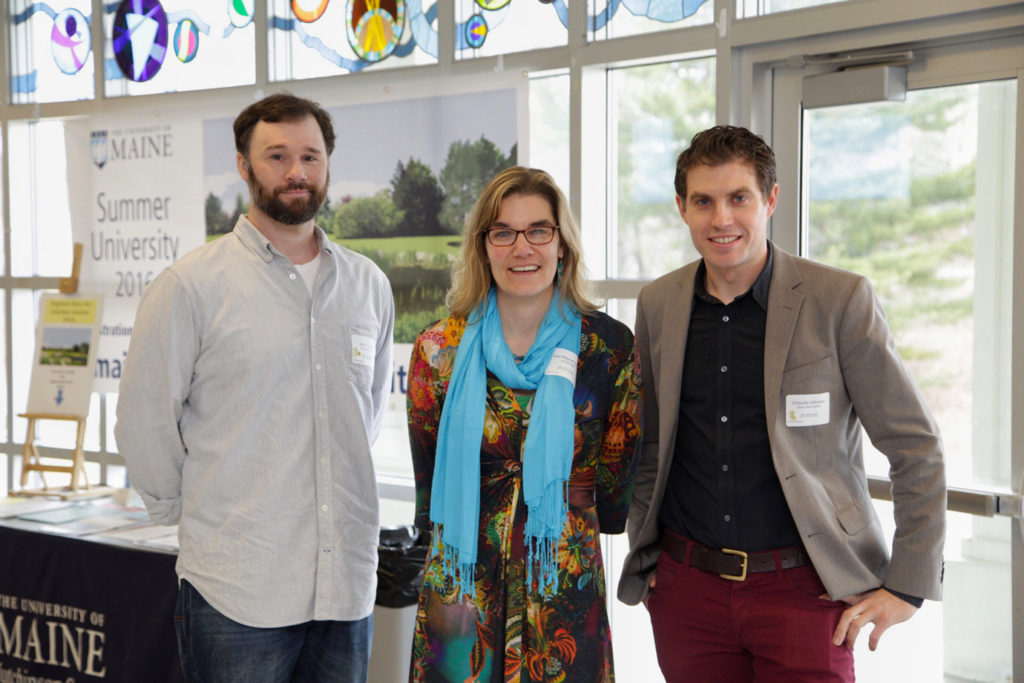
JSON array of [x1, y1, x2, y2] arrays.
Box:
[[719, 548, 748, 581]]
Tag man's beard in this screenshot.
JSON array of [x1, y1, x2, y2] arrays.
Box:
[[248, 174, 328, 226]]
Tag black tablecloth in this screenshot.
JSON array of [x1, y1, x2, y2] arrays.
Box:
[[0, 524, 182, 682]]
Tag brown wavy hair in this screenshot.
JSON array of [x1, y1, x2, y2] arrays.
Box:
[[447, 166, 597, 320], [674, 125, 777, 200]]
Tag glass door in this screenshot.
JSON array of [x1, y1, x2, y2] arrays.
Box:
[[772, 38, 1023, 682]]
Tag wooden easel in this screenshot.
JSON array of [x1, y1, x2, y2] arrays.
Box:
[[18, 413, 90, 495], [18, 244, 111, 499]]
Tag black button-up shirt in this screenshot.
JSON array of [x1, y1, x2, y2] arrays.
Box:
[[659, 245, 802, 552]]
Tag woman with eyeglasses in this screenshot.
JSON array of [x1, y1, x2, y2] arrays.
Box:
[[406, 166, 643, 682]]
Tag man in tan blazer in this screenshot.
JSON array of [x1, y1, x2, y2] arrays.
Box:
[[618, 125, 945, 681]]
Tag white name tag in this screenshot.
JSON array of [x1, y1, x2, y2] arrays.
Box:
[[351, 334, 375, 368], [545, 348, 578, 385], [786, 392, 829, 427]]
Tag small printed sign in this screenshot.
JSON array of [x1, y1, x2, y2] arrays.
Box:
[[26, 293, 103, 416]]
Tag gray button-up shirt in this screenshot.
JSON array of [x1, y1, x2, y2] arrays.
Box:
[[115, 217, 394, 626]]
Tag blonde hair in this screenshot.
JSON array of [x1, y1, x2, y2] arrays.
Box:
[[447, 166, 598, 319]]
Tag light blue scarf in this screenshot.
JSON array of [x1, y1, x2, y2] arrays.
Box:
[[431, 288, 582, 599]]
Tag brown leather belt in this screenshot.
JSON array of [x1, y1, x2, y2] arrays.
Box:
[[661, 532, 810, 582]]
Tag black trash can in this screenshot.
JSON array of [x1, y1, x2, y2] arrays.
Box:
[[370, 526, 430, 682], [376, 525, 430, 607]]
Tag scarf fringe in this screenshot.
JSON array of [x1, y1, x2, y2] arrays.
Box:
[[433, 522, 476, 601], [525, 480, 569, 598]]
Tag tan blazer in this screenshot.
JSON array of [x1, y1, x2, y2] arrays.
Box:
[[618, 246, 945, 605]]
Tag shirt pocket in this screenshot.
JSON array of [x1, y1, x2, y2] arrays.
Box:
[[343, 324, 379, 391]]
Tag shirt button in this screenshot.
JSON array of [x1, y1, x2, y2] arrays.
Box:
[[722, 315, 730, 322], [724, 514, 732, 522], [722, 464, 729, 472], [321, 504, 328, 512], [289, 273, 297, 280], [720, 415, 728, 423], [720, 365, 728, 373], [316, 364, 322, 370]]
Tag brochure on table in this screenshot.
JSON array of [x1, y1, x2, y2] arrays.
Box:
[[0, 495, 178, 550]]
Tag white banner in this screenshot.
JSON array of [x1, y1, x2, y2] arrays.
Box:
[[65, 117, 205, 393]]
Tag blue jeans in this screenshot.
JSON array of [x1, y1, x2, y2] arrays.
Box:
[[175, 579, 373, 683]]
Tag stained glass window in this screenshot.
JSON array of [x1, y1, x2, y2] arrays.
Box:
[[589, 0, 712, 41], [454, 0, 567, 59], [8, 0, 94, 104], [103, 0, 255, 97], [268, 0, 437, 80]]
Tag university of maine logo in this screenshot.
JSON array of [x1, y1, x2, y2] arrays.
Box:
[[90, 130, 109, 169]]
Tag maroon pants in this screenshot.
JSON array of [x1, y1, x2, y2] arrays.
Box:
[[647, 539, 855, 682]]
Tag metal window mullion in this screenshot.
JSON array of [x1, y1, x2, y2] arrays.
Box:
[[254, 0, 268, 89], [92, 0, 104, 100], [1, 76, 11, 490], [1009, 64, 1024, 683]]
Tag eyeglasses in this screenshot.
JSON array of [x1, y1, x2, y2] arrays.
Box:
[[484, 224, 559, 247]]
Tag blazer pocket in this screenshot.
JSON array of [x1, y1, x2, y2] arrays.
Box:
[[836, 502, 869, 535], [782, 355, 835, 388]]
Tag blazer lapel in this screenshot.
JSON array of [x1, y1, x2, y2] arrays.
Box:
[[655, 266, 695, 464], [763, 248, 804, 428]]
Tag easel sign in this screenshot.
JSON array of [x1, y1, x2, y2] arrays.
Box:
[[19, 282, 105, 497], [25, 293, 103, 417]]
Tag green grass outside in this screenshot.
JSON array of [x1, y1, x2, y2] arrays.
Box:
[[335, 234, 462, 256], [40, 349, 88, 366], [208, 233, 463, 258]]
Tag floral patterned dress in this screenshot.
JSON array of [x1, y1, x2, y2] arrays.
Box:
[[406, 312, 643, 683]]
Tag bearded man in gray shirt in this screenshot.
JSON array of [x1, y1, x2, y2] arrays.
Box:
[[115, 93, 394, 682]]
